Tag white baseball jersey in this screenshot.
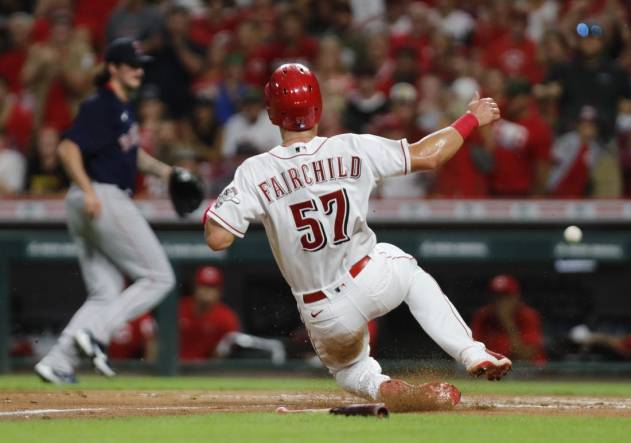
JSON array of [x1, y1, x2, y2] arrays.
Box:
[[207, 134, 411, 293]]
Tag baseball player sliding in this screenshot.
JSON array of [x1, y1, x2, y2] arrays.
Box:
[[35, 38, 178, 384], [204, 64, 511, 411]]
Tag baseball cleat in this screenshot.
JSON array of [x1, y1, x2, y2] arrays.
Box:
[[378, 379, 461, 412], [74, 330, 116, 377], [467, 350, 512, 381], [34, 362, 77, 385]]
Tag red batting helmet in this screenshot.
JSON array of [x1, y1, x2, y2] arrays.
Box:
[[195, 266, 223, 287], [264, 63, 322, 131]]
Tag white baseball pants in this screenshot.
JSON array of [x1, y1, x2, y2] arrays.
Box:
[[295, 243, 488, 400], [40, 184, 175, 372]]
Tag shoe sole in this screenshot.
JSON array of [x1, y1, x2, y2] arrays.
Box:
[[469, 360, 512, 381]]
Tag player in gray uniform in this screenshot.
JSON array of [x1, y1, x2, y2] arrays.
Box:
[[35, 38, 176, 384]]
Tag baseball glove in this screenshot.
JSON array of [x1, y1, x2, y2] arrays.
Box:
[[168, 166, 204, 217]]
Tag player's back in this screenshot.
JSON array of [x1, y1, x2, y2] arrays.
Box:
[[208, 133, 410, 293]]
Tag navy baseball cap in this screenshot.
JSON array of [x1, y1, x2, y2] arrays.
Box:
[[105, 37, 153, 67]]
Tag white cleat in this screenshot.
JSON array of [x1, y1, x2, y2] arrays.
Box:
[[74, 330, 116, 378], [34, 362, 77, 384], [466, 350, 512, 381]]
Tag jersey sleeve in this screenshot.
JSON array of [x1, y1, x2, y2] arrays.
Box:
[[206, 163, 263, 238], [63, 100, 114, 154], [354, 134, 411, 181]]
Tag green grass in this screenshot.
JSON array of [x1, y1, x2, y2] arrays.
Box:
[[3, 413, 630, 443], [0, 374, 338, 391], [3, 374, 631, 397]]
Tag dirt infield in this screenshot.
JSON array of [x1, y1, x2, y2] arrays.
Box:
[[2, 390, 631, 420]]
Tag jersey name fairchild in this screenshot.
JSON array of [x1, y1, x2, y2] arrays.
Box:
[[258, 155, 362, 203]]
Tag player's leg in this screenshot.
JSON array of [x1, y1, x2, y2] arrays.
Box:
[[36, 189, 124, 380], [299, 255, 459, 410], [38, 242, 124, 376], [333, 347, 388, 400], [401, 261, 511, 379], [92, 186, 175, 342], [358, 242, 510, 378], [299, 294, 388, 400], [305, 303, 460, 410], [300, 247, 408, 400]]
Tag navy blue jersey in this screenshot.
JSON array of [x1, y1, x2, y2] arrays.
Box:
[[63, 87, 139, 193]]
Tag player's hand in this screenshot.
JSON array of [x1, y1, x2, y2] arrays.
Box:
[[467, 91, 501, 127], [84, 191, 101, 219]]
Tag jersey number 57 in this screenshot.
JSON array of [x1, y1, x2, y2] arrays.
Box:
[[289, 188, 350, 252]]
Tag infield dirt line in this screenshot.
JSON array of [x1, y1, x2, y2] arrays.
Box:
[[2, 396, 631, 419]]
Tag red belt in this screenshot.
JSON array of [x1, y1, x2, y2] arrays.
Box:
[[303, 256, 371, 304]]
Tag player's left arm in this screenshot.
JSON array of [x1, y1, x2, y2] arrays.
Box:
[[137, 148, 172, 181], [408, 92, 500, 172]]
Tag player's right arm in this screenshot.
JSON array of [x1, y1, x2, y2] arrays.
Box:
[[204, 162, 263, 251], [408, 92, 500, 172], [205, 219, 235, 251], [58, 139, 101, 219]]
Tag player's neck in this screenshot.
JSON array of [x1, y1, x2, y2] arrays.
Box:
[[280, 127, 318, 147]]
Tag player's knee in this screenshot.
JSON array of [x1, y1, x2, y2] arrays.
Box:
[[161, 267, 176, 292], [150, 266, 176, 295]]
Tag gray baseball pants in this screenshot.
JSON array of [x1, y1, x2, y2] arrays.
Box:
[[39, 183, 175, 372]]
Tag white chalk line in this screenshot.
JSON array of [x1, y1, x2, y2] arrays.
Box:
[[0, 405, 209, 418], [0, 408, 106, 417], [461, 396, 631, 410]]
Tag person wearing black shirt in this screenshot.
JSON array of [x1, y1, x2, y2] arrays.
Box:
[[35, 38, 176, 384]]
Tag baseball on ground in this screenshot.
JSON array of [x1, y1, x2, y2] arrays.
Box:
[[564, 225, 583, 243]]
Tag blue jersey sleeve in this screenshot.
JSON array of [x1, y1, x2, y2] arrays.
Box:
[[63, 99, 116, 155]]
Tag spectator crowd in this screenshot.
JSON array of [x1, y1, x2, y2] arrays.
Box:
[[1, 0, 631, 199]]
